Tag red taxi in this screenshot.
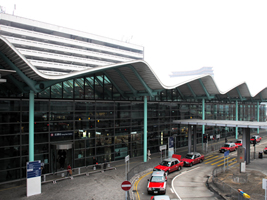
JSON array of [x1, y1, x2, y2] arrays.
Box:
[[235, 139, 242, 147], [250, 135, 262, 144], [150, 195, 170, 200], [147, 171, 167, 195], [180, 152, 204, 167], [219, 143, 238, 153], [263, 146, 267, 154], [153, 154, 183, 175]]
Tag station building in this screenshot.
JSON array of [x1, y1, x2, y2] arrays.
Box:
[[0, 13, 267, 184]]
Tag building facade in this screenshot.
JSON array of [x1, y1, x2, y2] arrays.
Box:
[[0, 13, 144, 75], [0, 13, 266, 184]]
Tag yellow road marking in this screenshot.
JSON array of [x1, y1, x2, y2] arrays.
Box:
[[205, 156, 224, 164], [211, 157, 235, 165], [134, 171, 153, 200], [0, 184, 25, 192], [217, 158, 236, 166], [204, 156, 219, 161]]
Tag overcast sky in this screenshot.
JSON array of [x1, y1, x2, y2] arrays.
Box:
[[2, 0, 267, 96]]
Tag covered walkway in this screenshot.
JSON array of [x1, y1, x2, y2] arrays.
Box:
[[173, 119, 267, 164]]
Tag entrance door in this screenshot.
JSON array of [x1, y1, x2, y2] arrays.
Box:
[[50, 143, 73, 173]]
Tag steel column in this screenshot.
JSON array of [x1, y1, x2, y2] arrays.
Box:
[[238, 101, 240, 138], [257, 102, 259, 134], [144, 96, 147, 162], [202, 98, 205, 140], [29, 90, 34, 161]]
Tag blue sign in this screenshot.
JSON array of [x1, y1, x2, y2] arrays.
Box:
[[169, 137, 174, 149], [27, 161, 41, 179], [224, 150, 229, 157]]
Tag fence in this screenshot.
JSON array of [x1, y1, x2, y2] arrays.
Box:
[[41, 162, 115, 184]]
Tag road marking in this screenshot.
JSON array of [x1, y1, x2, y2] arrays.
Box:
[[204, 155, 218, 161], [172, 167, 200, 200], [217, 158, 236, 167], [205, 156, 224, 164], [134, 171, 152, 200]]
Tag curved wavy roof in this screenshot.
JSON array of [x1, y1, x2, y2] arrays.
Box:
[[0, 35, 267, 102]]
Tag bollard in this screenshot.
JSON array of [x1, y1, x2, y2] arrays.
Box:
[[78, 168, 80, 174], [44, 174, 46, 182], [93, 166, 96, 170], [238, 189, 250, 199]]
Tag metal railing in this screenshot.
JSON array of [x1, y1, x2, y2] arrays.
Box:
[[42, 162, 115, 184]]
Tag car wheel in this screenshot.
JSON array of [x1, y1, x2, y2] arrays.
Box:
[[190, 163, 193, 167], [178, 166, 181, 171], [200, 159, 203, 163], [166, 170, 169, 176]]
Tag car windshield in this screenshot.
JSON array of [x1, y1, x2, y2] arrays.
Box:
[[236, 141, 241, 143], [185, 154, 194, 159], [159, 161, 171, 166], [151, 176, 164, 182], [251, 136, 256, 139], [224, 144, 230, 147]]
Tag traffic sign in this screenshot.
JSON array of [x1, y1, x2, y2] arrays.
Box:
[[160, 145, 166, 151], [121, 181, 131, 191], [125, 155, 129, 162], [224, 150, 229, 157]]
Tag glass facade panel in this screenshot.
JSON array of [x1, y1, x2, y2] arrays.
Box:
[[38, 87, 50, 98], [0, 72, 266, 184], [0, 100, 20, 111], [51, 83, 63, 99]]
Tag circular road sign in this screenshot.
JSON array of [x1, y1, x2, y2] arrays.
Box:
[[121, 181, 131, 191]]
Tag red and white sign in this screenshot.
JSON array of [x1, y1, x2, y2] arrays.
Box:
[[121, 181, 131, 191]]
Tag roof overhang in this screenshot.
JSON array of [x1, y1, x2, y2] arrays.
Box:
[[173, 119, 267, 129]]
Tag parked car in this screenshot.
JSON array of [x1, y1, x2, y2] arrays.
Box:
[[150, 195, 170, 200], [153, 154, 183, 175], [219, 143, 238, 153], [235, 139, 242, 147], [263, 146, 267, 154], [147, 171, 167, 195], [180, 152, 204, 167], [250, 135, 262, 144]]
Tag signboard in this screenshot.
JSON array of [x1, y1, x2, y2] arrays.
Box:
[[237, 147, 245, 163], [125, 155, 129, 162], [168, 137, 174, 148], [160, 145, 167, 151], [50, 132, 73, 137], [121, 181, 131, 191], [27, 160, 41, 179], [26, 160, 41, 197], [262, 178, 267, 189], [224, 150, 229, 157]]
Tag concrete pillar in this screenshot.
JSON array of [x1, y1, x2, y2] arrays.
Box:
[[188, 126, 192, 153], [242, 128, 250, 164], [193, 125, 197, 152]]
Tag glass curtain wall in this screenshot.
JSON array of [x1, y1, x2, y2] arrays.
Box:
[[0, 73, 265, 183]]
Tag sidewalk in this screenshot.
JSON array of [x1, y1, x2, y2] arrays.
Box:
[[0, 153, 161, 200]]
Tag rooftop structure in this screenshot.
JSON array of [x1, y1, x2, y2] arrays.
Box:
[[0, 13, 144, 75]]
